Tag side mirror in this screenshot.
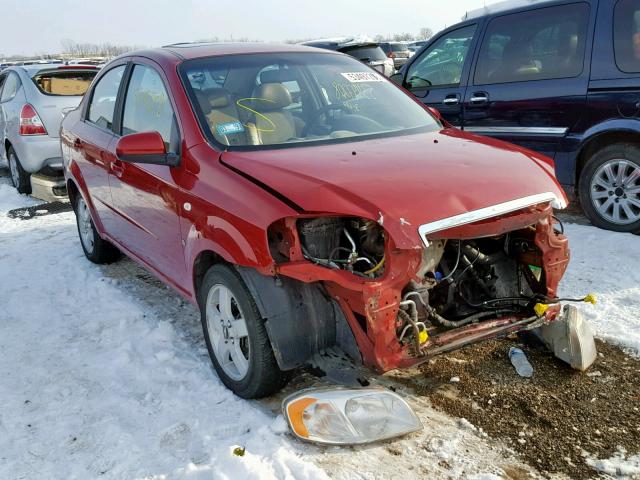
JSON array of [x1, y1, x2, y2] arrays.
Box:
[[426, 106, 443, 121], [389, 72, 403, 85], [115, 131, 180, 167]]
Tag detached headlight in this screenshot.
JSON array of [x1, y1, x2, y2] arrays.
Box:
[[282, 387, 422, 445]]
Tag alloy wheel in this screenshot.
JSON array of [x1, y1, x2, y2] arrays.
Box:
[[76, 197, 95, 254], [205, 284, 250, 381], [590, 159, 640, 225]]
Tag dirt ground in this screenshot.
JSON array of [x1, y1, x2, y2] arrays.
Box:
[[391, 337, 640, 478]]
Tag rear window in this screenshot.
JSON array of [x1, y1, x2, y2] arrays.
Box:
[[614, 0, 640, 73], [390, 43, 408, 52], [341, 46, 387, 61], [33, 70, 97, 96]]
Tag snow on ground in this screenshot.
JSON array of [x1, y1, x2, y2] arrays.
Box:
[[561, 223, 640, 355], [1, 169, 639, 479], [0, 180, 328, 479], [585, 448, 640, 478]]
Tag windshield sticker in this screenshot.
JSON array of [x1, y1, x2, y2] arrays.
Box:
[[340, 72, 384, 83], [216, 121, 245, 136]]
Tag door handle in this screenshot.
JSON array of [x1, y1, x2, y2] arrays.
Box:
[[443, 95, 460, 105], [111, 159, 124, 178], [470, 92, 489, 105]]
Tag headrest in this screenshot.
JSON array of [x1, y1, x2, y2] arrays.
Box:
[[252, 83, 292, 111], [259, 69, 297, 84], [195, 88, 232, 111]]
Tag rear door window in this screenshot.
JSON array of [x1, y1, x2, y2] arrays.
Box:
[[121, 65, 177, 150], [33, 70, 97, 96], [0, 72, 21, 102], [405, 25, 477, 89], [474, 3, 590, 85], [614, 0, 640, 73], [87, 65, 126, 131]]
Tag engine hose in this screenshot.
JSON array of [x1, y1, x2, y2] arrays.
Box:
[[426, 305, 513, 328], [397, 308, 423, 355]]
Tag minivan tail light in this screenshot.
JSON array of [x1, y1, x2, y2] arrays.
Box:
[[387, 52, 395, 58], [19, 104, 47, 136]]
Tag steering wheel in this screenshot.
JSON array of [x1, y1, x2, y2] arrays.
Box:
[[302, 104, 347, 137]]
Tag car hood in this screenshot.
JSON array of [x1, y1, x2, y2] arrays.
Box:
[[220, 128, 567, 248]]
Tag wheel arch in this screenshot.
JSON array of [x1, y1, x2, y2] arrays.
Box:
[[576, 126, 640, 189], [192, 249, 228, 303], [66, 177, 79, 209]]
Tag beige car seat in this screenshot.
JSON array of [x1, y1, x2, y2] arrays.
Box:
[[250, 83, 303, 145], [194, 88, 251, 146]]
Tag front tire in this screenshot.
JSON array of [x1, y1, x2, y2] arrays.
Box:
[[7, 147, 31, 194], [579, 143, 640, 232], [74, 195, 121, 264], [198, 264, 289, 398]]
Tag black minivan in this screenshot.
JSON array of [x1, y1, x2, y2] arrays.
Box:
[[392, 0, 640, 232]]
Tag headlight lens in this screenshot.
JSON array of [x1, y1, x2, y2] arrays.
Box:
[[282, 388, 422, 445]]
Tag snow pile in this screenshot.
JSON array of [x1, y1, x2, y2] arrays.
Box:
[[0, 181, 39, 211], [585, 448, 640, 478], [561, 224, 640, 355]]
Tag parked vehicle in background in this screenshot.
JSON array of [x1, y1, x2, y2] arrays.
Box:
[[379, 42, 411, 70], [67, 57, 109, 66], [407, 45, 420, 57], [301, 38, 395, 76], [392, 0, 640, 232], [0, 64, 99, 199], [62, 42, 583, 400], [407, 40, 430, 57]]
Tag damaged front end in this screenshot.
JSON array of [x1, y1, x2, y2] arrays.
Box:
[[267, 194, 595, 373]]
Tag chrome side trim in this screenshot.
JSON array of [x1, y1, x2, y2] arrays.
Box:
[[464, 126, 568, 135], [418, 192, 566, 246]]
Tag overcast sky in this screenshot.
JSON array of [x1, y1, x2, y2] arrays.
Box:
[[0, 0, 493, 57]]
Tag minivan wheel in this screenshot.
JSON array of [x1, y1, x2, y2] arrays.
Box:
[[74, 195, 121, 264], [199, 264, 289, 399], [579, 143, 640, 232], [7, 147, 31, 194]]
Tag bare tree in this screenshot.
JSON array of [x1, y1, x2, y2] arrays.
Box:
[[418, 28, 434, 40], [392, 33, 416, 42], [60, 39, 138, 58]]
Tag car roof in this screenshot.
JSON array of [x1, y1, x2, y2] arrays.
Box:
[[462, 0, 556, 20], [155, 42, 339, 60]]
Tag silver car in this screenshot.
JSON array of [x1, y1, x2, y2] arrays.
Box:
[[379, 42, 412, 70], [0, 64, 98, 200]]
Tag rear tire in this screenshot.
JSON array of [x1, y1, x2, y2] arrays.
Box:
[[578, 143, 640, 233], [74, 194, 121, 264], [7, 147, 31, 194], [198, 264, 289, 398]]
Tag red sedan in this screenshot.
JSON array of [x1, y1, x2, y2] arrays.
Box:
[[61, 43, 582, 399]]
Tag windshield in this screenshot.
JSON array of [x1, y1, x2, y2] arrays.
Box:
[[180, 52, 439, 149]]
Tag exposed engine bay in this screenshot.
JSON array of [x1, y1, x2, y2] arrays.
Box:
[[296, 217, 386, 278], [267, 208, 584, 372], [398, 232, 555, 356]]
